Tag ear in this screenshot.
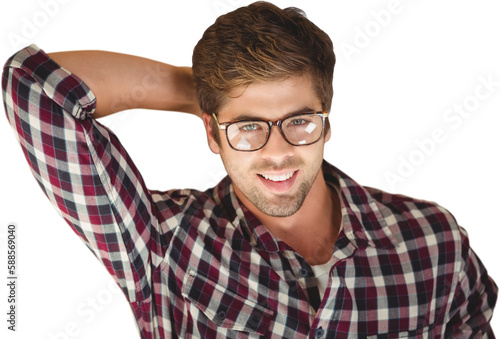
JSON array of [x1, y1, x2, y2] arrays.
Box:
[[202, 113, 221, 154], [324, 123, 331, 143]]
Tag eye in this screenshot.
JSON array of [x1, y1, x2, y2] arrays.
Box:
[[289, 118, 308, 126], [241, 123, 260, 131]]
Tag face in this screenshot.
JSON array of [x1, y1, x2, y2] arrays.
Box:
[[203, 76, 330, 217]]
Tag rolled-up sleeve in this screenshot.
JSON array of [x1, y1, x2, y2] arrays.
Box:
[[2, 45, 161, 306]]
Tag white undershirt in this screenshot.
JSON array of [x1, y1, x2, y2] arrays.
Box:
[[311, 184, 343, 300], [311, 256, 336, 300]]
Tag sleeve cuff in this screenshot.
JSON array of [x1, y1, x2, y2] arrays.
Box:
[[3, 44, 96, 120]]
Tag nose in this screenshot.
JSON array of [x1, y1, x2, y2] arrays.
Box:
[[259, 125, 294, 161]]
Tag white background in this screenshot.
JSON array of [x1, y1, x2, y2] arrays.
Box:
[[0, 0, 498, 338]]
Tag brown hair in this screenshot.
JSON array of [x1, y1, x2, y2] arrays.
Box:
[[192, 1, 335, 141]]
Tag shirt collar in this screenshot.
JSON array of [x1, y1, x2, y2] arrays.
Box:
[[212, 160, 399, 253], [325, 162, 399, 250]]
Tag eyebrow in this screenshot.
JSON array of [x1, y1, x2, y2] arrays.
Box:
[[231, 106, 318, 121]]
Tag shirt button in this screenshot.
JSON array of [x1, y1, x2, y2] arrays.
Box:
[[299, 268, 308, 277], [315, 327, 325, 338], [217, 310, 227, 321]]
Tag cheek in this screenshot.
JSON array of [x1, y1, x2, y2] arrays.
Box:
[[222, 152, 259, 179], [299, 144, 324, 161]]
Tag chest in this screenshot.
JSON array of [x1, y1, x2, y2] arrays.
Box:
[[156, 234, 453, 338]]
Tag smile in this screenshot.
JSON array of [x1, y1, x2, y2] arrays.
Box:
[[257, 170, 299, 194], [259, 171, 295, 182]]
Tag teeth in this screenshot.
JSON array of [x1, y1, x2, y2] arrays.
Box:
[[261, 172, 294, 182]]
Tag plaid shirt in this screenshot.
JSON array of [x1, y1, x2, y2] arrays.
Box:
[[2, 45, 497, 338]]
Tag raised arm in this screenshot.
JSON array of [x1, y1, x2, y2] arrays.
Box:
[[49, 49, 201, 118], [2, 45, 195, 333]]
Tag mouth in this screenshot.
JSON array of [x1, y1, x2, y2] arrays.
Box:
[[257, 170, 298, 193], [259, 171, 295, 182]]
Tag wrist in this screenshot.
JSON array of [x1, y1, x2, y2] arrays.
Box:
[[175, 67, 202, 117]]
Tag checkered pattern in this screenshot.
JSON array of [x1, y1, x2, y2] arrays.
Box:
[[3, 45, 497, 338]]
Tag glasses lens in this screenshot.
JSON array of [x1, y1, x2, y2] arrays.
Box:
[[282, 114, 324, 145], [226, 121, 269, 151]]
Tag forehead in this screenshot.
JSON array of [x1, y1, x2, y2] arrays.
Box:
[[219, 76, 322, 120]]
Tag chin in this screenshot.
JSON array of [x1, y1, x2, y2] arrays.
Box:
[[252, 186, 309, 218]]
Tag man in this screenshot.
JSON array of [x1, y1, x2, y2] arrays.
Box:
[[2, 1, 497, 338]]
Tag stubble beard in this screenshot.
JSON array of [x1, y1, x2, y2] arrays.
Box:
[[248, 178, 313, 217], [232, 158, 322, 218]]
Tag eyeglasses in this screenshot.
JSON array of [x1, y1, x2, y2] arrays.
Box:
[[212, 111, 329, 152]]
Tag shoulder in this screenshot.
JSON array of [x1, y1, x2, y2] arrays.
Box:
[[365, 186, 467, 252], [325, 161, 468, 251], [150, 177, 234, 234], [368, 186, 458, 225]]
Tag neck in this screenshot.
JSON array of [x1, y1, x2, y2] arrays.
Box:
[[241, 169, 341, 265]]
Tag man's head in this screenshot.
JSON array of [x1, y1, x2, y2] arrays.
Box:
[[192, 2, 336, 217], [192, 1, 335, 143]]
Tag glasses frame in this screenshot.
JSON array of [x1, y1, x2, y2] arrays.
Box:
[[212, 111, 329, 152]]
